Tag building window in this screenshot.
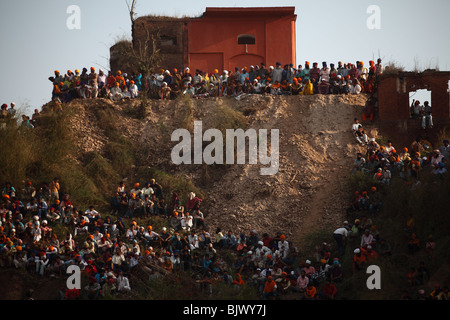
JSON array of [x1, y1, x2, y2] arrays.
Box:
[[237, 34, 255, 45], [160, 35, 177, 46]]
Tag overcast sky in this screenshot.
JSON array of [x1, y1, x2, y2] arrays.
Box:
[[1, 0, 449, 115]]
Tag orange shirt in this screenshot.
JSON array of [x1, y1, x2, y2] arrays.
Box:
[[353, 253, 366, 266], [116, 76, 126, 87], [263, 280, 277, 293], [305, 286, 317, 298], [234, 274, 245, 286], [365, 250, 378, 261]]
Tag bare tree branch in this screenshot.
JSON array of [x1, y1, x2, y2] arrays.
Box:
[[126, 0, 137, 23]]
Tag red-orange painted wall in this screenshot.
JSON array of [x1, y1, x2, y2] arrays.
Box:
[[187, 7, 297, 74]]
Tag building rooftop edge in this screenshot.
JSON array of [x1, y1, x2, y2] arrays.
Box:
[[136, 6, 296, 21]]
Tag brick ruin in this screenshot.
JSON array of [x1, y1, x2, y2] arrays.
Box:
[[374, 70, 450, 148]]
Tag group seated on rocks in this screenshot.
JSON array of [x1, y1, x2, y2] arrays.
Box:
[[0, 173, 370, 300], [350, 121, 448, 184]]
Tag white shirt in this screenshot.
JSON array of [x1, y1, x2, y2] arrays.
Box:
[[255, 245, 271, 257], [129, 84, 139, 98], [98, 74, 107, 85], [333, 227, 348, 237], [382, 170, 392, 180], [361, 233, 374, 247], [181, 215, 193, 229], [188, 234, 199, 249], [385, 145, 395, 154], [110, 86, 122, 97], [319, 68, 330, 82], [253, 82, 262, 93], [260, 268, 272, 278], [117, 275, 131, 291], [278, 240, 289, 252], [93, 232, 103, 242], [350, 84, 361, 94], [141, 187, 154, 198], [85, 209, 99, 220], [129, 256, 140, 268], [352, 123, 361, 132]]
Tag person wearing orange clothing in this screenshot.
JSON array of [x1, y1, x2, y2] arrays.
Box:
[[362, 95, 376, 121], [52, 82, 63, 100], [364, 245, 378, 262], [291, 77, 303, 95], [352, 248, 367, 273], [233, 273, 245, 287], [106, 71, 117, 89], [262, 276, 277, 300], [115, 70, 126, 90], [321, 278, 338, 300], [303, 282, 318, 300], [270, 80, 281, 95]]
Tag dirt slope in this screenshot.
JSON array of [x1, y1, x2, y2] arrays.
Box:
[[66, 93, 372, 246], [201, 94, 373, 245]]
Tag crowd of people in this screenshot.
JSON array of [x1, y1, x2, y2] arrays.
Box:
[[344, 117, 449, 299], [0, 175, 342, 300], [1, 58, 448, 301], [1, 102, 41, 130], [48, 59, 383, 104], [3, 58, 383, 129], [351, 118, 449, 182], [1, 149, 448, 300]]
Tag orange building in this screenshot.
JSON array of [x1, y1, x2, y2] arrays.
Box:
[[125, 7, 297, 74]]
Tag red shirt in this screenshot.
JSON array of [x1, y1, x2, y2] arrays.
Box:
[[323, 283, 337, 297]]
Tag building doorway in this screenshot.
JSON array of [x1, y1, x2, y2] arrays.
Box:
[[409, 89, 431, 119]]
